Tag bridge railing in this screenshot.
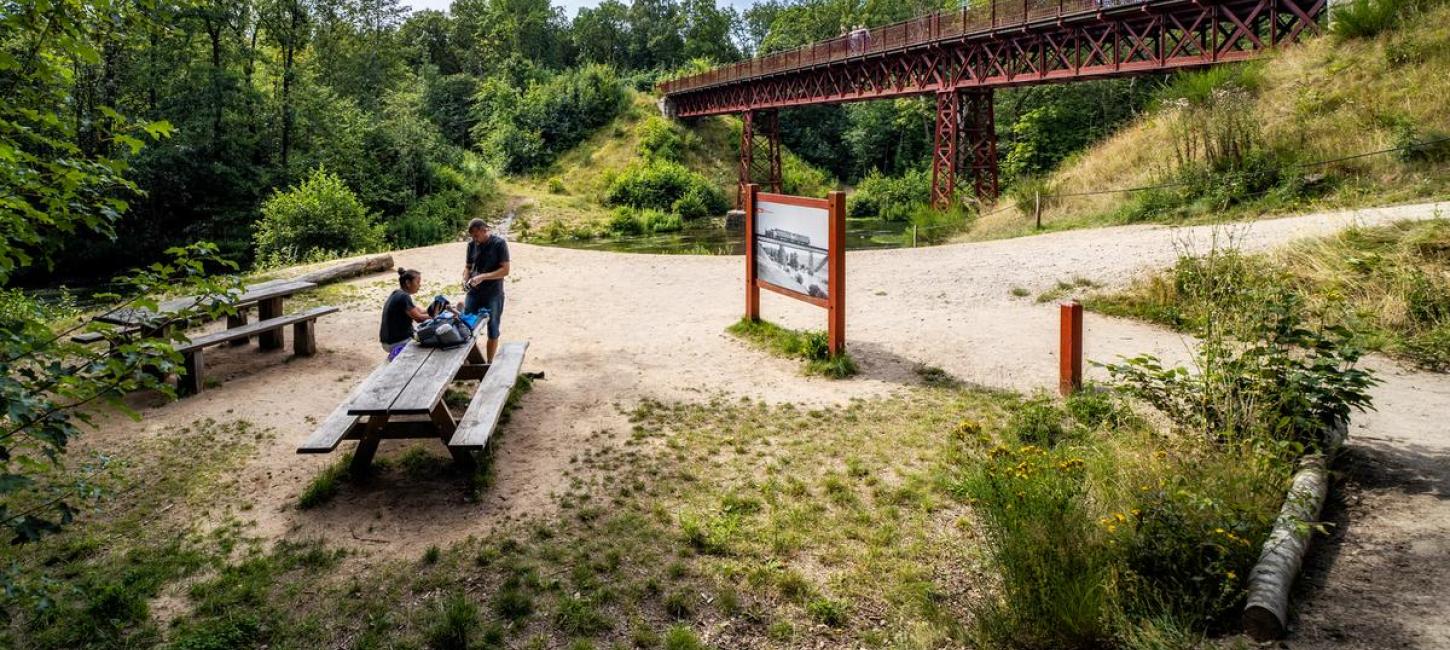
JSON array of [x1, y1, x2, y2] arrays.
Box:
[[659, 0, 1104, 95]]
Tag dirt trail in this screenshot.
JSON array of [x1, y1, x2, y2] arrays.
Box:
[[85, 201, 1449, 642]]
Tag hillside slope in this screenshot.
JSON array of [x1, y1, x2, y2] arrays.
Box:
[[503, 91, 830, 239], [972, 1, 1450, 238]]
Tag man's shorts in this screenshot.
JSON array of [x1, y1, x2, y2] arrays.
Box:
[[464, 292, 504, 340]]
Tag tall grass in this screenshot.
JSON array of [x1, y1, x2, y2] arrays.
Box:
[[1092, 219, 1450, 370]]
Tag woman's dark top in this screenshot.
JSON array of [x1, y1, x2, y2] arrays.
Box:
[[380, 289, 416, 344]]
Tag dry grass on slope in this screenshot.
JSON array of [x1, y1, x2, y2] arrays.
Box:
[[971, 2, 1450, 239]]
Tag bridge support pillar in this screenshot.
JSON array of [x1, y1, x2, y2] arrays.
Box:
[[739, 109, 782, 207], [931, 89, 998, 210]]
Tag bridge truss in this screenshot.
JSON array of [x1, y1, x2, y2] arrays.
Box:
[[661, 0, 1326, 207]]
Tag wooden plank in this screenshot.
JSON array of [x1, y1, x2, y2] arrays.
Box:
[[449, 341, 528, 449], [97, 280, 317, 327], [257, 296, 284, 350], [386, 340, 479, 415], [176, 306, 338, 352], [297, 362, 392, 453], [345, 343, 435, 415], [293, 320, 317, 356], [180, 350, 205, 396]]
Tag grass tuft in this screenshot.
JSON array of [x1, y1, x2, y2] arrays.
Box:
[[726, 318, 858, 378]]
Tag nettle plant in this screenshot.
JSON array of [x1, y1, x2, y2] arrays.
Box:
[[1105, 274, 1377, 450]]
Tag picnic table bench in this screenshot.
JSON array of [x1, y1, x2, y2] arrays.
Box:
[[75, 279, 336, 395], [86, 279, 316, 349], [297, 315, 530, 476]]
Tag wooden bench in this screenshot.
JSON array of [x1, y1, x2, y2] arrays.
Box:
[[449, 341, 529, 450], [175, 305, 338, 395]]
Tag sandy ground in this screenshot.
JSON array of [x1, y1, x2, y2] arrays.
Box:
[[87, 200, 1450, 644]]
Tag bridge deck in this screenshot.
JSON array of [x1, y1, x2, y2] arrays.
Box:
[[661, 0, 1116, 96]]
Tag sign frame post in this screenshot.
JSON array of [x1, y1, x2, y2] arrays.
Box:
[[743, 186, 847, 355], [744, 183, 761, 321]]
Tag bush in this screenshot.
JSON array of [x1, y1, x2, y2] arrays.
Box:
[[473, 64, 626, 172], [1112, 452, 1281, 632], [960, 444, 1113, 648], [907, 204, 973, 244], [1007, 395, 1069, 447], [387, 189, 467, 249], [254, 168, 384, 265], [1331, 0, 1408, 38], [638, 116, 685, 162], [604, 159, 728, 215], [607, 207, 683, 235], [847, 168, 930, 221], [1105, 277, 1377, 448]]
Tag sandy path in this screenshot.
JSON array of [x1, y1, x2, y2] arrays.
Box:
[[86, 200, 1449, 640]]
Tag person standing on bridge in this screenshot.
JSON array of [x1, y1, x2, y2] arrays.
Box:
[[463, 218, 510, 363]]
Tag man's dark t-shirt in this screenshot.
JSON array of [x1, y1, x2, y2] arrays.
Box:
[[466, 235, 510, 301], [380, 290, 416, 344]]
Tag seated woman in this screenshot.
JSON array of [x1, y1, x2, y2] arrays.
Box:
[[379, 268, 430, 354]]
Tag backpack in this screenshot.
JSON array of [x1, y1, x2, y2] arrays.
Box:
[[415, 313, 473, 349]]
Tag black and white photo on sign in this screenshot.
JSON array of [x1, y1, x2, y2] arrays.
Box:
[[755, 199, 830, 299]]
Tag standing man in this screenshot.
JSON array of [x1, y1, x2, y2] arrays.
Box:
[[463, 218, 510, 362]]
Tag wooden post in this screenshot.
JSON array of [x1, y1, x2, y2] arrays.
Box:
[[744, 183, 760, 321], [350, 414, 388, 479], [1034, 191, 1042, 230], [1059, 301, 1083, 396], [180, 350, 205, 396], [912, 224, 919, 247], [258, 297, 284, 350], [293, 320, 317, 356], [227, 308, 250, 346], [827, 191, 847, 356]]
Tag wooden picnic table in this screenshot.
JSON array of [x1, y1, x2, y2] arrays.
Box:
[[95, 279, 316, 350], [297, 315, 532, 479], [343, 316, 490, 472]]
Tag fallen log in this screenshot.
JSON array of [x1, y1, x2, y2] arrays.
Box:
[[1242, 418, 1347, 641], [293, 254, 394, 285]]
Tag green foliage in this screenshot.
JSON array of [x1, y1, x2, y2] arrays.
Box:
[[726, 318, 858, 378], [298, 454, 353, 509], [554, 594, 610, 636], [1116, 150, 1308, 223], [425, 592, 482, 650], [254, 168, 385, 266], [961, 444, 1113, 648], [1112, 453, 1281, 632], [1007, 395, 1069, 447], [906, 204, 973, 244], [638, 116, 687, 161], [0, 244, 241, 556], [847, 168, 931, 221], [1103, 248, 1378, 448], [806, 597, 849, 626], [604, 160, 728, 216], [388, 189, 468, 249], [1332, 0, 1411, 38], [474, 64, 627, 172], [663, 625, 708, 650], [607, 207, 685, 235]]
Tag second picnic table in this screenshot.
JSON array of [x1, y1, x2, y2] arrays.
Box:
[[297, 314, 530, 476], [94, 278, 317, 349]]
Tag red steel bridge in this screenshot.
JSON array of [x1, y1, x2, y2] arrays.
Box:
[[657, 0, 1327, 208]]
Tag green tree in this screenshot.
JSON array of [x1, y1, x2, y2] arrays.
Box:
[[572, 0, 631, 66], [254, 168, 385, 263]]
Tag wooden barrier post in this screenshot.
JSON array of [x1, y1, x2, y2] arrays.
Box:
[[1059, 300, 1083, 395], [827, 191, 846, 355], [744, 183, 760, 321]]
